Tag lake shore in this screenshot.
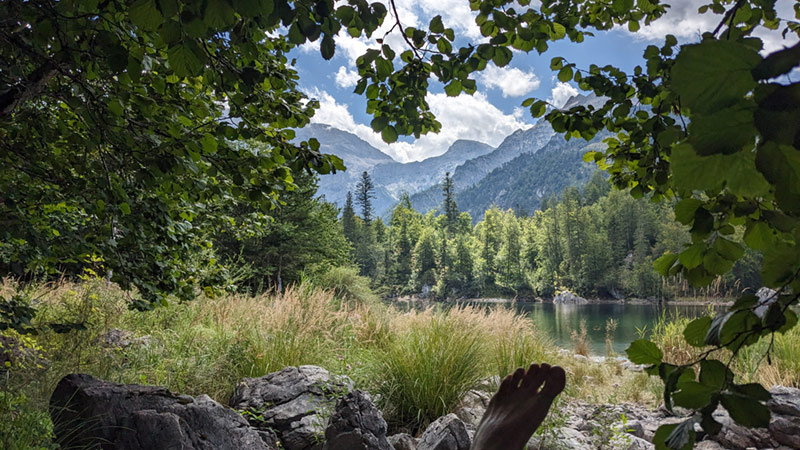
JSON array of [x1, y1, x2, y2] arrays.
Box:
[[388, 295, 733, 307]]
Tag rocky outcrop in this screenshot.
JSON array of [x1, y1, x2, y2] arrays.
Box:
[[388, 433, 418, 450], [49, 373, 275, 450], [417, 414, 471, 450], [708, 385, 800, 449], [323, 390, 392, 450], [229, 365, 354, 450], [553, 290, 589, 304]]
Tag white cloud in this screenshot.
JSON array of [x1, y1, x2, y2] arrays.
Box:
[[334, 66, 360, 88], [629, 0, 798, 53], [479, 64, 540, 97], [548, 82, 578, 108], [306, 88, 530, 162]]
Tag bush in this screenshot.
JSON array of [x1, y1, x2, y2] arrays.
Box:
[[312, 266, 378, 305]]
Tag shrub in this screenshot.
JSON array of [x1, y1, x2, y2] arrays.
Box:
[[312, 266, 378, 305]]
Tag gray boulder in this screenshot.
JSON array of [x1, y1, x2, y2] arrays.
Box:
[[49, 373, 275, 450], [388, 433, 418, 450], [323, 390, 392, 450], [230, 365, 354, 450], [768, 386, 800, 448], [417, 414, 471, 450], [553, 290, 589, 305]]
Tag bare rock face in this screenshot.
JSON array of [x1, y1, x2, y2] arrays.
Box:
[[417, 414, 471, 450], [49, 373, 276, 450], [229, 365, 354, 450], [323, 390, 392, 450], [767, 386, 800, 449]]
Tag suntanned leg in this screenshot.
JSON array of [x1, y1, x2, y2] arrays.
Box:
[[470, 363, 567, 450]]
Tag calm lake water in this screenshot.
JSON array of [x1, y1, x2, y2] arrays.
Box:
[[394, 300, 723, 355], [515, 302, 720, 355]]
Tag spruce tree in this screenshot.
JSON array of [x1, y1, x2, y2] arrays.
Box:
[[341, 191, 358, 245], [356, 171, 375, 225], [442, 172, 459, 234]]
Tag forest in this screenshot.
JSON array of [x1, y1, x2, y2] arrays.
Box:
[[339, 171, 762, 301]]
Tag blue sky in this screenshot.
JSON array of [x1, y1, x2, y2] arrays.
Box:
[[290, 0, 799, 163]]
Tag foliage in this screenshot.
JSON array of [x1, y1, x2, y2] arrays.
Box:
[[0, 391, 55, 450], [310, 265, 378, 305]]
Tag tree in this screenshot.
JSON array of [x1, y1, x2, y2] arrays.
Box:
[[341, 191, 358, 245], [214, 171, 349, 292], [355, 171, 376, 225], [442, 172, 459, 234]]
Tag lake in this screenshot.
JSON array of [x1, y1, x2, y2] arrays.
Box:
[[515, 302, 720, 355], [394, 299, 722, 356]]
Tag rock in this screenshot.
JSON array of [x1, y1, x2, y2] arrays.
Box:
[[388, 433, 418, 450], [768, 386, 800, 448], [711, 408, 774, 449], [624, 420, 645, 438], [323, 390, 391, 450], [755, 287, 777, 318], [49, 373, 275, 450], [417, 414, 471, 450], [553, 290, 588, 305], [694, 440, 727, 450], [454, 389, 490, 428], [626, 435, 654, 450], [230, 365, 354, 450], [528, 427, 593, 450], [101, 328, 152, 348]]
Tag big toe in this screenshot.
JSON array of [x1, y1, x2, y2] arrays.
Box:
[[541, 366, 566, 398]]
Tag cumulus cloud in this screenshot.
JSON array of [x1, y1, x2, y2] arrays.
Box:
[[629, 0, 798, 53], [306, 88, 530, 162], [548, 82, 579, 108], [334, 66, 360, 88], [479, 64, 540, 97]]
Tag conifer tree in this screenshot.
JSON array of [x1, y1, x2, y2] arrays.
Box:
[[341, 192, 358, 245], [442, 172, 459, 234], [356, 171, 376, 225]]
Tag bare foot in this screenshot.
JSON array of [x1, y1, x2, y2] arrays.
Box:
[[470, 363, 567, 450]]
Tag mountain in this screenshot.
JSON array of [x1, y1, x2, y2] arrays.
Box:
[[455, 134, 605, 219], [409, 119, 554, 213], [370, 139, 494, 199], [293, 123, 396, 209], [299, 93, 605, 218]]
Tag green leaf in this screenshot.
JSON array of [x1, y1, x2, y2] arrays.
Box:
[[653, 421, 695, 450], [679, 242, 705, 270], [120, 203, 131, 215], [653, 252, 679, 275], [320, 36, 335, 60], [492, 47, 512, 67], [674, 198, 702, 224], [381, 125, 398, 143], [129, 0, 163, 31], [688, 105, 756, 155], [558, 67, 573, 82], [712, 237, 744, 261], [429, 15, 444, 33], [168, 42, 205, 78], [626, 339, 663, 365], [671, 40, 761, 114], [755, 142, 800, 215], [204, 0, 237, 28], [444, 80, 462, 97], [720, 393, 771, 427], [673, 381, 716, 409], [699, 359, 732, 389], [671, 143, 771, 197], [683, 316, 712, 347], [744, 222, 776, 250], [371, 116, 388, 132]]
